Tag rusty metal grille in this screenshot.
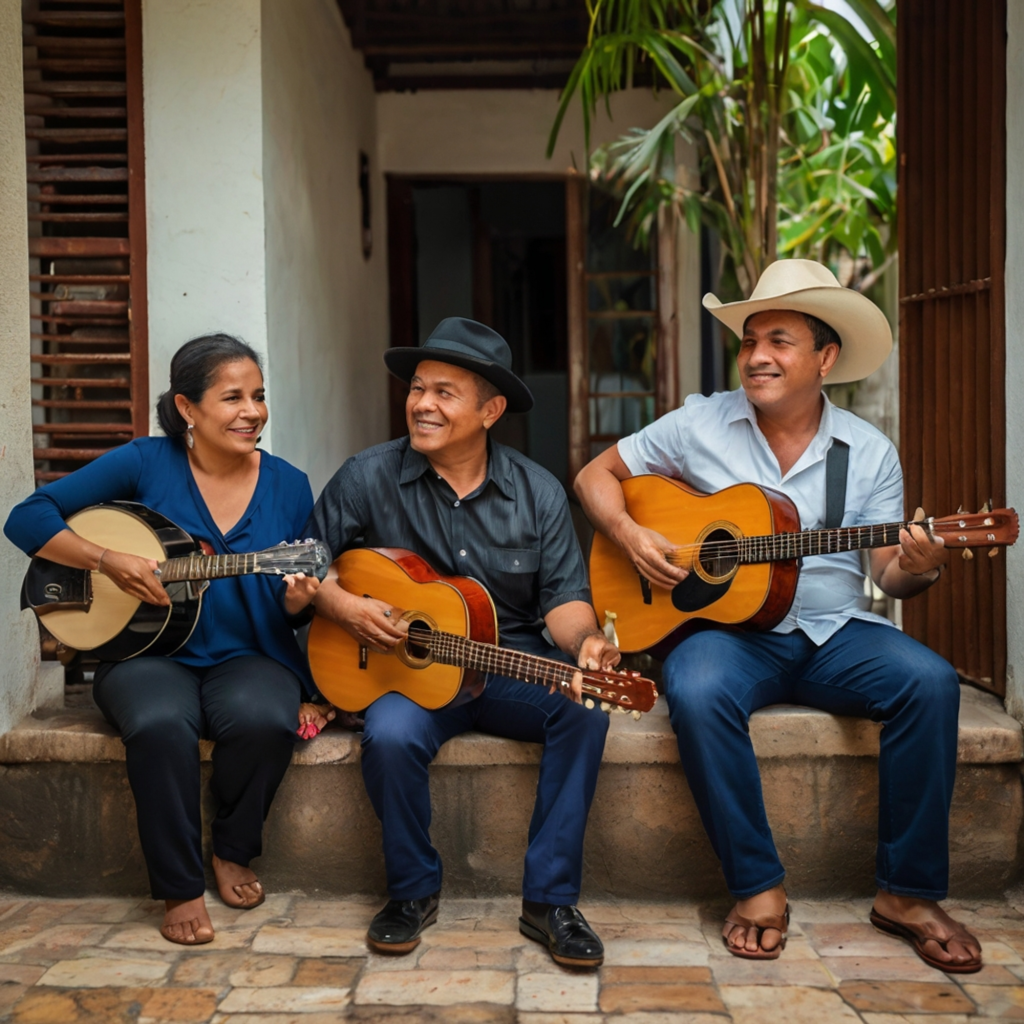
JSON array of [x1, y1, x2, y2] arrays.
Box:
[[23, 0, 148, 485], [897, 0, 1007, 695]]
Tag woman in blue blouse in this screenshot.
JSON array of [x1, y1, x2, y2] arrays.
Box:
[[4, 334, 332, 946]]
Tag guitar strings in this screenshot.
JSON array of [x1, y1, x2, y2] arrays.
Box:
[[658, 519, 936, 565], [404, 627, 632, 704]]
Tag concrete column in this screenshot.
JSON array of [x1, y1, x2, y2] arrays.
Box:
[[1004, 1, 1024, 722], [675, 138, 702, 404], [0, 0, 48, 735], [141, 0, 270, 446]]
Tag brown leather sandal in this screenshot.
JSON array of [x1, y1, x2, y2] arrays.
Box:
[[870, 908, 983, 974], [722, 904, 790, 960]]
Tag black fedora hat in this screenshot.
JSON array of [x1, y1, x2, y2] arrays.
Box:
[[384, 318, 534, 413]]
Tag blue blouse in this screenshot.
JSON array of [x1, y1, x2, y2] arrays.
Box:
[[4, 436, 317, 697]]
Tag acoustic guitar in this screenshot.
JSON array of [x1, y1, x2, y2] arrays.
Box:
[[590, 475, 1020, 653], [23, 501, 329, 661], [306, 547, 657, 714]]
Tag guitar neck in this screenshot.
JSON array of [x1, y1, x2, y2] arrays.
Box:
[[159, 551, 261, 582], [741, 521, 911, 563], [426, 631, 576, 686]]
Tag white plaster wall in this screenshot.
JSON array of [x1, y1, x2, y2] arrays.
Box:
[[377, 88, 676, 176], [261, 0, 389, 494], [142, 0, 271, 446], [1004, 0, 1024, 721], [0, 0, 43, 734]]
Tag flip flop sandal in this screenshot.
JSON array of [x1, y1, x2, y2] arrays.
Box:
[[870, 908, 983, 974], [722, 904, 790, 960]]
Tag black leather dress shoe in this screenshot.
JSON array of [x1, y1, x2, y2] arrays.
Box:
[[519, 899, 604, 967], [366, 892, 440, 954]]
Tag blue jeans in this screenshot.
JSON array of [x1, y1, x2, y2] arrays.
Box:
[[661, 620, 960, 900], [359, 635, 609, 904]]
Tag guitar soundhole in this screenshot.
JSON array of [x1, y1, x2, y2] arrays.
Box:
[[698, 528, 739, 582], [405, 617, 433, 661]]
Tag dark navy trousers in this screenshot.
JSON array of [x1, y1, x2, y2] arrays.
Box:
[[359, 635, 610, 904], [661, 619, 960, 900], [93, 655, 301, 900]]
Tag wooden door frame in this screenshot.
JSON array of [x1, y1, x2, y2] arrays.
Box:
[[565, 173, 677, 484]]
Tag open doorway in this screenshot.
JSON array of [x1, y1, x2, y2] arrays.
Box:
[[387, 178, 570, 486]]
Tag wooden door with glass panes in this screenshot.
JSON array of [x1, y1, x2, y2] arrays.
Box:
[[567, 175, 675, 482]]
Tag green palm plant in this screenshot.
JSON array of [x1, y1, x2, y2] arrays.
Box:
[[550, 0, 896, 300]]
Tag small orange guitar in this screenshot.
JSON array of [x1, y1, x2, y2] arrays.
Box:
[[307, 547, 657, 714], [590, 475, 1019, 654]]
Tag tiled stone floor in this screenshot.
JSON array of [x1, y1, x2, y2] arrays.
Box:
[[0, 893, 1022, 1022]]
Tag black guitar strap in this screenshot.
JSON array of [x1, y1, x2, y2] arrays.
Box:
[[825, 439, 850, 529]]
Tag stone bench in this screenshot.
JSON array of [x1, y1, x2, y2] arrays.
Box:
[[0, 684, 1020, 899]]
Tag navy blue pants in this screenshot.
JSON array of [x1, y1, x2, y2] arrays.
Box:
[[661, 620, 960, 900], [360, 636, 609, 904], [93, 655, 301, 900]]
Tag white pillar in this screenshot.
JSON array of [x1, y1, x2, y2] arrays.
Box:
[[1004, 1, 1024, 721], [0, 0, 47, 734], [142, 0, 270, 446]]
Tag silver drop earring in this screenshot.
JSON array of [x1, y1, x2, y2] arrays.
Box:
[[186, 424, 195, 449]]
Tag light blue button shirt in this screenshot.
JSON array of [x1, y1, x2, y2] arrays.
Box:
[[617, 389, 905, 644]]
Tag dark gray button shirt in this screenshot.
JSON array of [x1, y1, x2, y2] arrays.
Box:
[[304, 437, 592, 649]]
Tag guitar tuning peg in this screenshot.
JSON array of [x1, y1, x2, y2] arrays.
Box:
[[584, 699, 595, 710], [962, 549, 974, 561], [615, 704, 628, 714], [956, 504, 966, 514], [982, 499, 993, 514], [989, 547, 1000, 558], [913, 507, 925, 523], [600, 701, 612, 713], [631, 710, 642, 720]]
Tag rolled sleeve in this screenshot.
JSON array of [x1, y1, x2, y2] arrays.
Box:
[[617, 406, 688, 478], [855, 444, 905, 526]]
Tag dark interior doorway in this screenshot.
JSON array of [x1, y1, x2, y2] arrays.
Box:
[[387, 178, 570, 487]]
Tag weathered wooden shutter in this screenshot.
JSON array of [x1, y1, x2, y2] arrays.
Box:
[[23, 0, 148, 485], [898, 0, 1007, 694]]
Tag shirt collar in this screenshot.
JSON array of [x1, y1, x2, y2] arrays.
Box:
[[398, 437, 516, 500], [727, 389, 853, 446]]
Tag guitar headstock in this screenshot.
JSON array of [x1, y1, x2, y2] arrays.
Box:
[[931, 509, 1019, 549], [255, 539, 331, 580], [580, 667, 658, 714]]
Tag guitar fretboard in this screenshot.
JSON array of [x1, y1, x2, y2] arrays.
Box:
[[407, 629, 632, 705], [158, 552, 260, 582], [737, 521, 910, 563]]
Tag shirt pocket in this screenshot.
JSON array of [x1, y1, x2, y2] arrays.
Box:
[[480, 547, 541, 608]]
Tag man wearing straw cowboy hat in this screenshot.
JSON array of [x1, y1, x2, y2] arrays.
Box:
[[575, 259, 983, 972]]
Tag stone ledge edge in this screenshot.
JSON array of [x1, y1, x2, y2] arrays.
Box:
[[1, 684, 1019, 767]]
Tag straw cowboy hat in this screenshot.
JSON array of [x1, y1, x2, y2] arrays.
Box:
[[702, 259, 893, 385], [385, 317, 534, 413]]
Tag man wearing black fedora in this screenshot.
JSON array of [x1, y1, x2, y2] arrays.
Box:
[[305, 317, 618, 966]]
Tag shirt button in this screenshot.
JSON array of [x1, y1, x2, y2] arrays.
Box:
[[459, 549, 467, 557], [514, 559, 519, 566], [454, 500, 460, 507]]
